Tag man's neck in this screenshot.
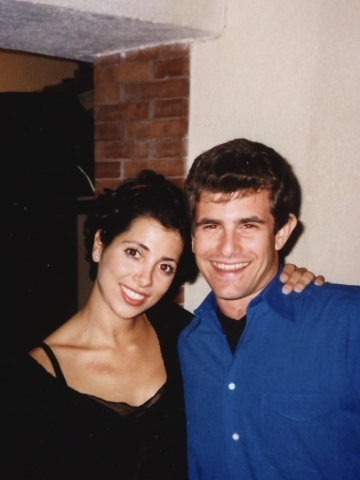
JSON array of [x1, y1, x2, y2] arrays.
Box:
[[215, 273, 277, 320], [216, 295, 254, 320]]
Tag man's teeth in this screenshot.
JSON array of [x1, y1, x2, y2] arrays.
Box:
[[213, 262, 249, 271], [121, 286, 145, 300]]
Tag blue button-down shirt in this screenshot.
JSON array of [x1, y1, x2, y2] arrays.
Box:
[[178, 270, 360, 480]]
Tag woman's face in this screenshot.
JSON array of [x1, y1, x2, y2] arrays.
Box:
[[93, 216, 183, 320]]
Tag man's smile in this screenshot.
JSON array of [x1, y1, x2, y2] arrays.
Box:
[[212, 261, 250, 271]]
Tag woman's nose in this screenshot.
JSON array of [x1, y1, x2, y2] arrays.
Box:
[[134, 266, 153, 287]]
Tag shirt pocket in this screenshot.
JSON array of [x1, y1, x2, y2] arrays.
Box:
[[262, 394, 339, 479]]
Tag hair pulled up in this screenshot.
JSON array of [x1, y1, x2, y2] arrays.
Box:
[[84, 170, 198, 299]]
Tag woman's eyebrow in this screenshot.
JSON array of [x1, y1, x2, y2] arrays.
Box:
[[161, 257, 178, 264], [123, 240, 149, 251], [123, 241, 178, 263]]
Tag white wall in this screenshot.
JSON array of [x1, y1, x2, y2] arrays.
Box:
[[24, 0, 225, 33], [185, 0, 360, 313]]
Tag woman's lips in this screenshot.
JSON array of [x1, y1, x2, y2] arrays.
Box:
[[120, 285, 147, 306]]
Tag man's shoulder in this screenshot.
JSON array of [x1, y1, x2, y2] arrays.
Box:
[[298, 281, 360, 305], [292, 283, 360, 325], [261, 278, 360, 324]]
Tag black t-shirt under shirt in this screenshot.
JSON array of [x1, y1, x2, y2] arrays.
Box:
[[216, 307, 246, 354]]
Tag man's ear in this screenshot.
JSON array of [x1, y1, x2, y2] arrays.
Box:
[[275, 214, 298, 251], [191, 235, 195, 253], [92, 229, 104, 262]]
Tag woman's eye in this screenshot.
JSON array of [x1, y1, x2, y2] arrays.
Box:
[[125, 248, 140, 258], [159, 263, 175, 275]]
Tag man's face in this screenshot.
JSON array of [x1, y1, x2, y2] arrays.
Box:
[[192, 190, 296, 318]]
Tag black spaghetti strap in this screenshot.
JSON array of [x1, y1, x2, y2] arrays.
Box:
[[39, 342, 67, 386]]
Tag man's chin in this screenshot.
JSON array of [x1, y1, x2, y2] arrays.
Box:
[[213, 288, 249, 302]]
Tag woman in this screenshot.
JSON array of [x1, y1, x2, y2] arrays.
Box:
[[1, 170, 322, 479]]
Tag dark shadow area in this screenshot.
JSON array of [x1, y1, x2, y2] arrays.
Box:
[[1, 91, 94, 353], [279, 220, 304, 266]]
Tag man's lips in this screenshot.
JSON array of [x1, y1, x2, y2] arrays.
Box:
[[212, 261, 250, 271]]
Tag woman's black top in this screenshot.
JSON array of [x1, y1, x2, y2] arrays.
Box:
[[1, 300, 193, 480]]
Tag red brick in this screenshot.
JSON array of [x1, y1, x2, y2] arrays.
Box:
[[154, 57, 189, 79], [95, 84, 121, 104], [125, 119, 188, 139], [125, 102, 150, 120], [95, 103, 149, 122], [95, 65, 120, 85], [123, 158, 184, 177], [125, 79, 189, 101], [125, 43, 190, 62], [93, 63, 150, 85], [95, 123, 122, 141], [95, 161, 121, 178], [95, 140, 149, 160], [153, 138, 186, 158], [95, 104, 126, 122], [154, 98, 188, 118], [114, 62, 150, 82], [94, 53, 121, 67]]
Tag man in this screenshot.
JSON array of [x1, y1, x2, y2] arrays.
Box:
[[178, 138, 360, 479]]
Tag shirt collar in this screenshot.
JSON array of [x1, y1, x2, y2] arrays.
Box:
[[193, 266, 298, 325], [248, 266, 297, 322]]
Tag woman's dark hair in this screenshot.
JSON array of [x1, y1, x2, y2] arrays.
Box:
[[84, 170, 198, 300]]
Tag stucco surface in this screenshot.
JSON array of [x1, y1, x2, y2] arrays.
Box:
[[17, 0, 224, 33], [185, 0, 360, 312], [0, 0, 223, 60]]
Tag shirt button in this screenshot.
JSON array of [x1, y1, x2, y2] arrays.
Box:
[[232, 433, 240, 441], [228, 382, 236, 390]]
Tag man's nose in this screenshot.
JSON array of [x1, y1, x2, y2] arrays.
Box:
[[218, 230, 241, 257]]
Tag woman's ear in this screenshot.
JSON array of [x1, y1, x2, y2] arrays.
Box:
[[275, 214, 298, 251], [92, 230, 104, 263]]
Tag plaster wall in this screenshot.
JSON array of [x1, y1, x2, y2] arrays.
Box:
[[185, 0, 360, 313], [21, 0, 225, 33], [0, 49, 77, 91]]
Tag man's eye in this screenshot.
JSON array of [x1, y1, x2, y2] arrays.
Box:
[[159, 263, 175, 275], [204, 224, 218, 229], [125, 248, 140, 258], [243, 224, 255, 229]]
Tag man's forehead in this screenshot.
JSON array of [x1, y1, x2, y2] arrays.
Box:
[[198, 189, 269, 204]]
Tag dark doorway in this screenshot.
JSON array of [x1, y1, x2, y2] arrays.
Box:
[[1, 91, 94, 352]]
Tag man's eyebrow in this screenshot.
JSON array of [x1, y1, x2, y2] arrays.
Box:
[[195, 216, 266, 227], [195, 218, 222, 227], [239, 216, 266, 224]]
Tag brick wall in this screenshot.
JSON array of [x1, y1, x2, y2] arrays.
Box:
[[93, 43, 190, 193], [93, 43, 190, 304]]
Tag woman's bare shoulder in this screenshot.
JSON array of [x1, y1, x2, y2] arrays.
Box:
[[29, 315, 79, 375], [29, 344, 56, 376]]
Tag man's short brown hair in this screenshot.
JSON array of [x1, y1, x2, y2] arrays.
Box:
[[185, 138, 301, 233]]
